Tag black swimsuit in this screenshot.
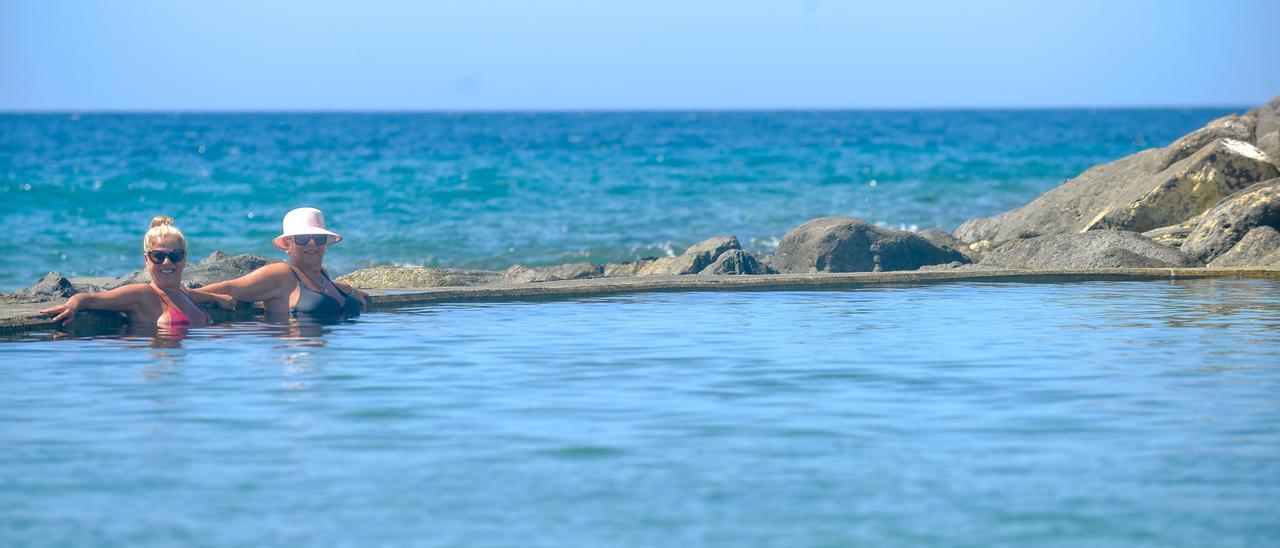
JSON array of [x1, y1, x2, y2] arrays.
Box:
[[290, 268, 362, 317]]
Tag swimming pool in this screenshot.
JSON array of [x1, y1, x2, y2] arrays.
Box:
[[3, 279, 1278, 546]]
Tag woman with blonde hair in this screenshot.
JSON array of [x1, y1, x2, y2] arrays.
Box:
[[41, 216, 234, 327], [202, 207, 368, 321]]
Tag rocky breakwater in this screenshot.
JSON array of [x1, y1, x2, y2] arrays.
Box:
[[2, 251, 273, 305], [952, 95, 1280, 270], [335, 236, 777, 290]]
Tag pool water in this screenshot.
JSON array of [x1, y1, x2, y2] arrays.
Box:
[[3, 280, 1279, 546]]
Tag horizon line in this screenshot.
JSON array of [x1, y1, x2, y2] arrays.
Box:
[[0, 103, 1255, 115]]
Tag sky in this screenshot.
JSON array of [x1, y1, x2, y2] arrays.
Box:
[[2, 0, 1277, 111]]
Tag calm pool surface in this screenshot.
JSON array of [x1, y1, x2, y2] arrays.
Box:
[[3, 280, 1279, 546]]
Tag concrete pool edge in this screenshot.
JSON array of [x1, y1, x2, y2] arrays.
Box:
[[3, 268, 1278, 336]]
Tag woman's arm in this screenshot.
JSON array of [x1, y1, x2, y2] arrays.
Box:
[[187, 288, 236, 310], [331, 279, 371, 309], [39, 284, 147, 325], [201, 263, 293, 303]]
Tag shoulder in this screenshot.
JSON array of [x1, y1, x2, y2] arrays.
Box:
[[258, 262, 297, 277], [118, 283, 158, 297]]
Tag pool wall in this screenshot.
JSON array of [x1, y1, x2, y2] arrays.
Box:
[[2, 268, 1278, 336]]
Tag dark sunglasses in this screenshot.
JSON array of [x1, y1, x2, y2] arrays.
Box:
[[292, 234, 330, 246], [146, 249, 187, 264]]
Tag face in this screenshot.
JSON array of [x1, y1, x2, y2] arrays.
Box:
[[286, 234, 329, 267], [145, 236, 187, 286]]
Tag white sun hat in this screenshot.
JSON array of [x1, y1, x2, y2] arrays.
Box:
[[273, 207, 343, 249]]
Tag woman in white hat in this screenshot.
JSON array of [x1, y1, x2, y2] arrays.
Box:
[[202, 207, 368, 320]]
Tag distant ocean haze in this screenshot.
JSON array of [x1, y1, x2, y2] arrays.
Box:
[[0, 109, 1237, 290]]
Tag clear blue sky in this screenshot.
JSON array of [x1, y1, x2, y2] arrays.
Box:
[[2, 0, 1277, 110]]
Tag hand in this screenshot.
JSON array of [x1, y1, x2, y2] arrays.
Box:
[[39, 297, 80, 325], [211, 293, 236, 311]]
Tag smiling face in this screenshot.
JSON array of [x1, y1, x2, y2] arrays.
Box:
[[145, 235, 187, 288], [285, 234, 328, 270]]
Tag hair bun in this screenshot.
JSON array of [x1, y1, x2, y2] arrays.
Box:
[[149, 215, 175, 229]]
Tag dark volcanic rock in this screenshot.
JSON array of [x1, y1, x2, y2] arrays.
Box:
[[184, 252, 274, 288], [15, 272, 76, 301], [980, 231, 1201, 269], [638, 236, 742, 276], [502, 262, 604, 283], [954, 112, 1276, 245], [1180, 178, 1280, 263], [1207, 226, 1280, 268], [771, 217, 967, 273], [918, 229, 981, 262], [697, 249, 774, 275]]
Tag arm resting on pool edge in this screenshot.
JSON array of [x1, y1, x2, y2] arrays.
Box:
[[39, 284, 147, 325], [187, 288, 236, 310], [200, 263, 296, 304]]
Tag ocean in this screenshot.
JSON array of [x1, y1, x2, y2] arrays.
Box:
[[0, 108, 1238, 290], [4, 109, 1279, 546]]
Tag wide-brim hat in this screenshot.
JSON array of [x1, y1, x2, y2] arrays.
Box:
[[273, 207, 343, 249]]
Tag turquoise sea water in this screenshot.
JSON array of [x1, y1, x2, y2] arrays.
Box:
[[3, 280, 1279, 546], [0, 109, 1237, 290], [5, 110, 1277, 546]]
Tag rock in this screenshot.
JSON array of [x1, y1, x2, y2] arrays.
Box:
[[335, 266, 503, 288], [915, 262, 1014, 272], [101, 251, 275, 289], [1154, 113, 1257, 171], [919, 229, 982, 262], [1207, 226, 1280, 268], [1142, 219, 1199, 248], [183, 252, 274, 288], [637, 236, 741, 276], [15, 272, 76, 301], [955, 134, 1278, 244], [1180, 178, 1280, 262], [1089, 139, 1278, 232], [771, 217, 968, 273], [979, 231, 1201, 269], [1248, 95, 1280, 160], [603, 259, 656, 277], [502, 262, 604, 283], [697, 249, 774, 275]]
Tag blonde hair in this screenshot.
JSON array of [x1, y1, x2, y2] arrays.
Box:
[[142, 215, 187, 252]]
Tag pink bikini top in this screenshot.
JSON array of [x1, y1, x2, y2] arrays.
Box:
[[151, 284, 210, 326]]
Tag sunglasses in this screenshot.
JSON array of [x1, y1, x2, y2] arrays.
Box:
[[292, 234, 330, 246], [146, 249, 187, 264]]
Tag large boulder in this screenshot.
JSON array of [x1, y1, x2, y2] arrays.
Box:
[[637, 236, 741, 276], [771, 217, 968, 273], [1248, 96, 1280, 160], [502, 262, 604, 283], [335, 266, 503, 288], [14, 272, 76, 302], [979, 231, 1201, 269], [698, 249, 774, 275], [955, 134, 1276, 244], [1207, 226, 1280, 268], [953, 106, 1279, 244], [1180, 178, 1280, 262], [918, 229, 982, 262]]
